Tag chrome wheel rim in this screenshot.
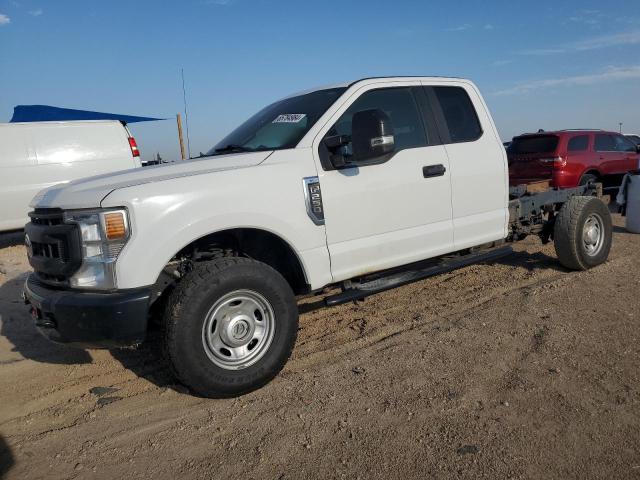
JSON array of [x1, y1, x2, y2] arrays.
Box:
[[202, 289, 275, 370], [583, 213, 604, 257]]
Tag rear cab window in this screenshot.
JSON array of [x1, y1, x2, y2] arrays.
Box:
[[432, 86, 483, 144]]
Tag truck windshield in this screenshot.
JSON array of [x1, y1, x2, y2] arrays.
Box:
[[509, 135, 559, 155], [207, 87, 347, 156]]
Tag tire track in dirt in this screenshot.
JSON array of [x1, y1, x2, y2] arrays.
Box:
[[290, 266, 567, 373]]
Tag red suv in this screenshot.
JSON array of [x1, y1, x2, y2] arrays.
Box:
[[508, 130, 640, 188]]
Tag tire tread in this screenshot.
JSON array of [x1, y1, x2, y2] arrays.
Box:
[[554, 196, 611, 270], [163, 257, 298, 397]]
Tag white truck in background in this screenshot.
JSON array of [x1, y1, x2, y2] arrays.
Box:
[[22, 77, 612, 397], [0, 120, 142, 231]]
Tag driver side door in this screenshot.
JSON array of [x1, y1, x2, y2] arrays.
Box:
[[313, 84, 454, 282]]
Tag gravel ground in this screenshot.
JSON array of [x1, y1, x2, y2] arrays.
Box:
[[0, 214, 639, 480]]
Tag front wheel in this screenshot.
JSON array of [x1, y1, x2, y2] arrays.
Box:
[[553, 196, 612, 270], [164, 257, 298, 398]]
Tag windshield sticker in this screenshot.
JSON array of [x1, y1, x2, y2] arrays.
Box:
[[273, 114, 306, 123]]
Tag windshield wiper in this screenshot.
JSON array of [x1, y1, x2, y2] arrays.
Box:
[[211, 144, 253, 155]]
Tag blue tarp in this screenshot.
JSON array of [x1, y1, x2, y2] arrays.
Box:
[[10, 105, 165, 124]]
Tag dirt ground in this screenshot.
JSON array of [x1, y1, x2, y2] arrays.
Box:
[[0, 214, 639, 480]]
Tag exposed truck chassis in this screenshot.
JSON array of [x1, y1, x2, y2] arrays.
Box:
[[507, 181, 601, 241]]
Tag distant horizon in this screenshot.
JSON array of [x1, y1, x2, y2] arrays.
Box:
[[1, 0, 639, 161]]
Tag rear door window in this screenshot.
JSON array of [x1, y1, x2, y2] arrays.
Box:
[[595, 134, 616, 152], [509, 135, 559, 155], [432, 86, 483, 143], [567, 135, 589, 152]]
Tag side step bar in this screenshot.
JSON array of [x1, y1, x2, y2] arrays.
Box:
[[323, 246, 513, 307]]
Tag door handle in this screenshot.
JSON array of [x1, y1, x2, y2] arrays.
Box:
[[422, 164, 446, 178]]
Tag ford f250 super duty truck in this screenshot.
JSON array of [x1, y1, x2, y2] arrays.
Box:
[[23, 77, 613, 397]]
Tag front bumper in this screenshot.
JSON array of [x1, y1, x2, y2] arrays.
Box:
[[23, 274, 151, 348]]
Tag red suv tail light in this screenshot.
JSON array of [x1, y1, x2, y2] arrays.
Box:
[[539, 156, 566, 169], [128, 137, 140, 157]]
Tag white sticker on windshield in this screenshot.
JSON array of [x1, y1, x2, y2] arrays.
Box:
[[273, 114, 306, 123]]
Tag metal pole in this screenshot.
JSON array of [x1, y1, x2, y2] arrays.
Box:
[[181, 68, 192, 160], [177, 113, 186, 160]]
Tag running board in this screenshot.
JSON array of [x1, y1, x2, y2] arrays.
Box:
[[323, 246, 513, 307]]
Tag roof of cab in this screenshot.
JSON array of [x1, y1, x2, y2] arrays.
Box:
[[284, 76, 468, 99], [347, 75, 465, 86]]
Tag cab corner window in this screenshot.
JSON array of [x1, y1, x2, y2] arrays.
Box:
[[322, 87, 427, 167], [433, 86, 483, 144]]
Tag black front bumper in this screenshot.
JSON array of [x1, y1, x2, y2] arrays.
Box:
[[23, 274, 151, 348]]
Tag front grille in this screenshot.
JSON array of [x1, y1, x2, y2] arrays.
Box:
[[29, 212, 64, 226], [29, 209, 65, 261], [25, 209, 82, 285], [32, 241, 61, 259]]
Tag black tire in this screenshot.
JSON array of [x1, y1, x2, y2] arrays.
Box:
[[164, 257, 298, 398], [579, 173, 598, 186], [553, 196, 612, 270]]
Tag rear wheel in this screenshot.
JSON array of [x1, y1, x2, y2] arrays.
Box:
[[553, 196, 612, 270], [579, 173, 598, 186], [164, 257, 298, 398]]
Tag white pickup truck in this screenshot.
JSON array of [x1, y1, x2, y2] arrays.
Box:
[[23, 77, 612, 397]]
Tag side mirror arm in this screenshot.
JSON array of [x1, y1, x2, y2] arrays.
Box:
[[324, 134, 350, 150], [323, 135, 353, 169]]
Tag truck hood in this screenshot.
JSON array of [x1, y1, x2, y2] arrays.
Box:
[[30, 151, 272, 209]]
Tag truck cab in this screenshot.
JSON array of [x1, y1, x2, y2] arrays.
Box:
[[312, 79, 508, 281]]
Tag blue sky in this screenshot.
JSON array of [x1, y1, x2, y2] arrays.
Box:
[[1, 0, 639, 160]]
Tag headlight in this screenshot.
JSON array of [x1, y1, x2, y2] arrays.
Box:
[[63, 208, 130, 289]]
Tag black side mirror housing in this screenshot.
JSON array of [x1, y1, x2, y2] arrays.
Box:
[[636, 144, 640, 154], [351, 109, 395, 161]]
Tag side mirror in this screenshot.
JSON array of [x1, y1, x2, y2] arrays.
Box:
[[351, 109, 395, 161], [636, 144, 640, 154]]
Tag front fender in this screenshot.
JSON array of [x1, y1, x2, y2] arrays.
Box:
[[101, 156, 332, 290]]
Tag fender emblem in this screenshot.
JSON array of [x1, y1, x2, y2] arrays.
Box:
[[302, 177, 325, 226]]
